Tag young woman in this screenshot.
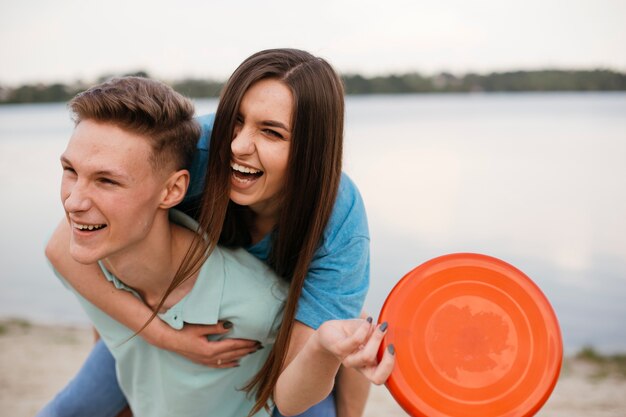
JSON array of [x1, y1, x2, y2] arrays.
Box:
[[41, 49, 394, 417]]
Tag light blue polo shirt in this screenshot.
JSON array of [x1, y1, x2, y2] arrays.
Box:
[[57, 210, 287, 417]]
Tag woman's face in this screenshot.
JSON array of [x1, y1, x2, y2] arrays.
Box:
[[230, 78, 292, 218]]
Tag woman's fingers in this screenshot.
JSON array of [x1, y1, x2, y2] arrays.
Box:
[[359, 321, 388, 365], [178, 340, 263, 367], [185, 320, 234, 336], [171, 321, 263, 366], [332, 319, 372, 356], [342, 321, 387, 368], [210, 345, 265, 368], [213, 359, 240, 369], [207, 338, 260, 353], [212, 343, 263, 363], [339, 321, 395, 385], [368, 344, 396, 385]]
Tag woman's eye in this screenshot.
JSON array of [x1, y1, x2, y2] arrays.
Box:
[[263, 129, 284, 139]]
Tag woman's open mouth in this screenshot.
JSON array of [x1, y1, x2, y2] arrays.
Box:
[[231, 162, 263, 184]]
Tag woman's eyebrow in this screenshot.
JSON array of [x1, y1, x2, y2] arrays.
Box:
[[262, 120, 290, 131]]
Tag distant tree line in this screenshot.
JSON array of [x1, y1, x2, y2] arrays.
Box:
[[343, 69, 626, 93], [1, 69, 625, 104]]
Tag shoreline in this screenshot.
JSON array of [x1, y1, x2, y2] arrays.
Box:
[[1, 318, 625, 417]]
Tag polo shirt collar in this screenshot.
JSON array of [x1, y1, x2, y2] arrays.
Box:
[[98, 209, 226, 331], [158, 248, 225, 329]]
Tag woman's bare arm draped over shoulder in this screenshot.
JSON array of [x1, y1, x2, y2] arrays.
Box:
[[46, 219, 259, 366]]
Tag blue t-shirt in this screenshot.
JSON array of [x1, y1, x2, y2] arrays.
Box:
[[186, 114, 370, 329]]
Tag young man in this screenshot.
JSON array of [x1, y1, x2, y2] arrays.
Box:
[[53, 76, 287, 417]]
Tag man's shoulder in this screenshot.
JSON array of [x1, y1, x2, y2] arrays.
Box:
[[220, 246, 284, 289]]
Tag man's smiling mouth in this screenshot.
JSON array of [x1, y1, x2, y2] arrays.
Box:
[[74, 223, 107, 231]]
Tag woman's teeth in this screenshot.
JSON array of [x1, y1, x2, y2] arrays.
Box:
[[231, 162, 262, 175]]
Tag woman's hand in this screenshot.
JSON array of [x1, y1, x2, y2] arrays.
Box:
[[274, 318, 394, 415], [155, 321, 262, 368], [316, 318, 395, 385]]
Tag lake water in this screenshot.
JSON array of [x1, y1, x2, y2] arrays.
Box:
[[1, 93, 625, 353]]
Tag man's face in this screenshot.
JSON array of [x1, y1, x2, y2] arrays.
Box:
[[60, 119, 167, 264]]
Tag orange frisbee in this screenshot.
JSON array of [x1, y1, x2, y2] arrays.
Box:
[[378, 253, 562, 417]]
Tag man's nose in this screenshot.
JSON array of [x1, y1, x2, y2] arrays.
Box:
[[63, 181, 92, 213]]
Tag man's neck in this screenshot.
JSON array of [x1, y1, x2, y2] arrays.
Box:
[[102, 210, 197, 311]]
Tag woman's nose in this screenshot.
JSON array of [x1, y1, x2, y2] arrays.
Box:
[[231, 125, 255, 156]]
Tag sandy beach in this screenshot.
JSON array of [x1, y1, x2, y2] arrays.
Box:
[[1, 318, 625, 417]]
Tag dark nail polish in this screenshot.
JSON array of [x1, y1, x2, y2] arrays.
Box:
[[248, 345, 264, 355], [366, 316, 373, 324], [222, 321, 233, 329], [380, 322, 388, 332], [388, 344, 395, 355]]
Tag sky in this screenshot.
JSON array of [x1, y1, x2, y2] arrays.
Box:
[[1, 0, 625, 86]]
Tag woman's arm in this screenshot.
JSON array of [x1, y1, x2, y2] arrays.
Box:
[[272, 175, 384, 415], [274, 319, 394, 416], [335, 365, 371, 417], [334, 310, 373, 417], [46, 219, 260, 366]]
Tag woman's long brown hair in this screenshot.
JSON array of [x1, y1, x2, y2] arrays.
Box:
[[155, 49, 344, 415]]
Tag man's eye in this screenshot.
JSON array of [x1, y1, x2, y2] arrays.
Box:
[[99, 178, 118, 185], [63, 167, 77, 177]]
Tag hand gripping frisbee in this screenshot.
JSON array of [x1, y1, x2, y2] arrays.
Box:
[[378, 253, 562, 417]]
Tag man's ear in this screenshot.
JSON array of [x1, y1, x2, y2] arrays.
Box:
[[159, 169, 190, 209]]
